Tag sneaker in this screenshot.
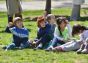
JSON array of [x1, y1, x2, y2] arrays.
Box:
[[2, 46, 7, 50], [45, 46, 54, 51], [81, 49, 88, 54], [81, 44, 88, 54], [77, 44, 85, 54]]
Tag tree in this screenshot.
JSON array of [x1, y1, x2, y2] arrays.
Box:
[[70, 0, 85, 21], [70, 5, 81, 20], [45, 0, 51, 16]]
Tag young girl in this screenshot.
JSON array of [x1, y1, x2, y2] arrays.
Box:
[[72, 25, 88, 54], [33, 16, 52, 49], [3, 17, 30, 50], [47, 17, 72, 50], [52, 24, 88, 53]]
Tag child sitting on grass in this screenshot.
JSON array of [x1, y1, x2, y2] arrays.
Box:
[[72, 25, 88, 54], [33, 16, 53, 49], [46, 17, 72, 51], [3, 17, 30, 50]]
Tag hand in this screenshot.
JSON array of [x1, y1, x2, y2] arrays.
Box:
[[8, 22, 13, 27]]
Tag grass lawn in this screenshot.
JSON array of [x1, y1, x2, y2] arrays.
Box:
[[0, 8, 88, 63]]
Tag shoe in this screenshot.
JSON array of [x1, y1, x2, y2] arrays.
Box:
[[2, 46, 7, 50], [45, 46, 53, 51], [77, 44, 85, 54], [81, 49, 88, 54], [81, 44, 88, 54]]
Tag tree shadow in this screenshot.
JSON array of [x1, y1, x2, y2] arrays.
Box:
[[0, 30, 5, 33], [80, 16, 88, 21], [55, 15, 88, 21]]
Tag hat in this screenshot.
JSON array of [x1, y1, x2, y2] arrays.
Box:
[[13, 17, 22, 25]]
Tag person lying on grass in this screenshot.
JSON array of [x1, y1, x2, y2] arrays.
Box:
[[49, 24, 88, 53], [46, 17, 72, 51], [32, 16, 53, 49], [3, 17, 30, 51]]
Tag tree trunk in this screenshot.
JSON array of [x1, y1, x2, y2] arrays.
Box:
[[70, 4, 81, 21], [45, 0, 51, 16]]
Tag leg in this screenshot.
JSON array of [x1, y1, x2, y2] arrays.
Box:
[[20, 41, 30, 49], [15, 13, 22, 19], [50, 37, 59, 47], [76, 44, 85, 54], [6, 43, 16, 50], [8, 15, 13, 23], [54, 41, 81, 52], [81, 38, 88, 54]]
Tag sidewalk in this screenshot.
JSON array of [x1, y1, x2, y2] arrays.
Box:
[[0, 0, 88, 11]]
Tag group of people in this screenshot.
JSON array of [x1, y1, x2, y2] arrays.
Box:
[[3, 0, 88, 54], [3, 14, 88, 54]]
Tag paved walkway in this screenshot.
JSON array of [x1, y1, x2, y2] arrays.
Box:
[[0, 0, 88, 11]]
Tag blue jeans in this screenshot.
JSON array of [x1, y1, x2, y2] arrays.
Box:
[[6, 42, 30, 50], [50, 37, 65, 47]]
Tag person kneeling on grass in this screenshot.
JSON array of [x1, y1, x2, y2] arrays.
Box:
[[32, 16, 53, 49], [3, 17, 30, 51], [50, 24, 88, 53]]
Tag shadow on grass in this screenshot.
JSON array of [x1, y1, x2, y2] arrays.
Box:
[[24, 15, 88, 21], [80, 16, 88, 21], [0, 30, 5, 33]]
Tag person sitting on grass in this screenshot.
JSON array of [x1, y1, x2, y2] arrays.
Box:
[[46, 17, 72, 51], [3, 17, 30, 50], [50, 24, 88, 53], [33, 16, 53, 49]]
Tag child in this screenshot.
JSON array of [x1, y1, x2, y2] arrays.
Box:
[[52, 24, 88, 53], [46, 17, 72, 50], [46, 14, 56, 36], [3, 17, 30, 50], [5, 0, 22, 33], [33, 16, 52, 49], [72, 25, 88, 54]]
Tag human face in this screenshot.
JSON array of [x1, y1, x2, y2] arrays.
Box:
[[50, 16, 56, 24], [16, 20, 23, 28], [60, 21, 67, 31], [40, 21, 45, 28]]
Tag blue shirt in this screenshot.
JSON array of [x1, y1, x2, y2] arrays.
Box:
[[9, 27, 29, 46], [37, 23, 52, 44]]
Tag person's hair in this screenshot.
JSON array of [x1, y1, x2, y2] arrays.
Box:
[[46, 14, 55, 22], [72, 24, 87, 36], [37, 16, 45, 27], [56, 17, 68, 37], [13, 17, 22, 25]]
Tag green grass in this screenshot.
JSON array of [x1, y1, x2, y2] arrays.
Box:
[[0, 8, 88, 63]]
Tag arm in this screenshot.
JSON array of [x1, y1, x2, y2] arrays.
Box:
[[54, 27, 64, 41], [67, 24, 72, 38], [9, 27, 29, 38], [37, 24, 52, 43]]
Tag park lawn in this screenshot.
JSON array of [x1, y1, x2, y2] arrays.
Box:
[[0, 8, 88, 63]]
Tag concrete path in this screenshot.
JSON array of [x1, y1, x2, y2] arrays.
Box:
[[0, 0, 88, 11]]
